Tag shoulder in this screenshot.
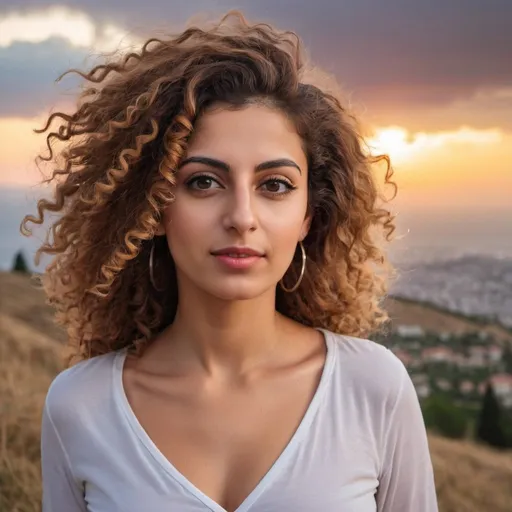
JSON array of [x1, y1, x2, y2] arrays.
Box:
[[325, 329, 406, 376], [323, 329, 410, 410], [44, 350, 121, 426]]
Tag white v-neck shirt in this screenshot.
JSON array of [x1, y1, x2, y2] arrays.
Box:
[[41, 329, 438, 511]]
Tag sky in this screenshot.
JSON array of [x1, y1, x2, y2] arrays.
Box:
[[0, 1, 511, 269]]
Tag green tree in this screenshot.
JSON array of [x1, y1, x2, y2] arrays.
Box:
[[501, 412, 512, 448], [476, 382, 508, 449], [11, 250, 29, 274], [422, 394, 468, 439], [502, 345, 512, 374]]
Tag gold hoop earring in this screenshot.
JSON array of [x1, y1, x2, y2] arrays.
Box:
[[280, 241, 306, 293], [149, 239, 165, 292]]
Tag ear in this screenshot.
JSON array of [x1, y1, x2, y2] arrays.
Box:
[[155, 221, 166, 236]]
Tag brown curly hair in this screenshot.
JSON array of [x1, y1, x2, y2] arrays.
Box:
[[20, 10, 398, 366]]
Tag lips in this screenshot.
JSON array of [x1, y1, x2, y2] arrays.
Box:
[[211, 247, 264, 258]]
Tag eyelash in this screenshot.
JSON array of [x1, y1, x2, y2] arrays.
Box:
[[184, 173, 298, 196]]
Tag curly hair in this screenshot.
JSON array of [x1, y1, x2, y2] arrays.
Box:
[[20, 10, 398, 366]]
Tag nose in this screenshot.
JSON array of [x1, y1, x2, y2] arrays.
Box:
[[222, 184, 258, 234]]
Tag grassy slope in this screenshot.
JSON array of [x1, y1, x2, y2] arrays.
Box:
[[384, 296, 512, 344]]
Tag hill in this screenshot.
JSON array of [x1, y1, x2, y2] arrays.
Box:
[[1, 270, 512, 511], [384, 296, 512, 344]]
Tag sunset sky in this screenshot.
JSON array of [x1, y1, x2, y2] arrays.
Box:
[[0, 1, 511, 269]]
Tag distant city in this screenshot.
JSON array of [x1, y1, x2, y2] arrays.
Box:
[[391, 255, 512, 328]]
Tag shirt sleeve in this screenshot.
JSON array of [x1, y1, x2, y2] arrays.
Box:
[[375, 360, 439, 512], [41, 399, 88, 512]]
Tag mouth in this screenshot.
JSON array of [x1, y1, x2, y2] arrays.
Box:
[[211, 247, 265, 258]]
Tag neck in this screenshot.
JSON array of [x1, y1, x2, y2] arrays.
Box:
[[157, 283, 292, 379]]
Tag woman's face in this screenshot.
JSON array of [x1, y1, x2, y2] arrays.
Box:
[[159, 103, 310, 301]]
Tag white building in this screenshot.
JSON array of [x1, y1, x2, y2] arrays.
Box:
[[459, 380, 475, 394], [415, 383, 431, 399], [466, 346, 487, 368], [488, 345, 503, 364], [490, 373, 512, 398], [396, 325, 425, 338], [436, 378, 452, 391], [422, 347, 455, 364], [478, 331, 490, 341], [439, 332, 452, 343]]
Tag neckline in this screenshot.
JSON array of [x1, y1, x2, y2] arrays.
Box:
[[112, 327, 336, 512]]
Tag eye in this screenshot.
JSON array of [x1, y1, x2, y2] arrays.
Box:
[[185, 174, 222, 191], [260, 178, 296, 195]]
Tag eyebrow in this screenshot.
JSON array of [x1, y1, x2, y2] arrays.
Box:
[[178, 156, 302, 174]]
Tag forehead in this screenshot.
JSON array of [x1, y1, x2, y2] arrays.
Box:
[[185, 104, 307, 167]]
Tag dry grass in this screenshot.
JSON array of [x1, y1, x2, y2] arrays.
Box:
[[430, 435, 512, 511], [0, 314, 64, 512], [1, 271, 512, 511]]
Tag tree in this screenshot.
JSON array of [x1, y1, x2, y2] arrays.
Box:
[[502, 345, 512, 374], [422, 394, 468, 439], [11, 250, 29, 274], [476, 382, 508, 449]]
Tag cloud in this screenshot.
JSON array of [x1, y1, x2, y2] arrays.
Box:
[[1, 1, 512, 117], [0, 5, 141, 51], [0, 6, 143, 116], [367, 126, 505, 164], [0, 6, 95, 47], [15, 0, 508, 104], [0, 39, 90, 116]]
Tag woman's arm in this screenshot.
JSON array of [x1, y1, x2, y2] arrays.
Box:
[[375, 362, 439, 511], [41, 400, 88, 512]]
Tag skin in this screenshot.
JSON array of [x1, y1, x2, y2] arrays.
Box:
[[122, 104, 328, 511]]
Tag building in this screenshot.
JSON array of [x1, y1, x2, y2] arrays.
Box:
[[489, 373, 512, 397], [391, 349, 414, 367], [411, 373, 430, 398], [466, 346, 488, 368], [478, 331, 490, 341], [396, 325, 425, 338], [436, 378, 452, 391], [422, 347, 456, 364], [439, 332, 452, 343], [415, 383, 431, 398], [459, 380, 475, 394], [488, 345, 503, 364], [480, 374, 512, 408]]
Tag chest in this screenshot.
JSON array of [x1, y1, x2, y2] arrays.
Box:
[[122, 362, 324, 511]]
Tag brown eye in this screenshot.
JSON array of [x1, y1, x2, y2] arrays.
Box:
[[265, 180, 281, 193], [186, 174, 221, 191], [195, 177, 213, 189], [261, 178, 295, 195]]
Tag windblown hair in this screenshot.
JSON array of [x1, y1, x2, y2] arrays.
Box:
[[21, 11, 398, 365]]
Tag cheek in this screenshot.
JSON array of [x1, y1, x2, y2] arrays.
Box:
[[261, 193, 308, 236], [163, 200, 211, 252]]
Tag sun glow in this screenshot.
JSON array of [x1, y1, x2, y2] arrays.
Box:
[[368, 127, 413, 163], [367, 125, 503, 164]]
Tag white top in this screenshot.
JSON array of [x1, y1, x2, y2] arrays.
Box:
[[41, 329, 438, 511]]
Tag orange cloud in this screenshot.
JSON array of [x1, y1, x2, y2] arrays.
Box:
[[368, 126, 512, 211]]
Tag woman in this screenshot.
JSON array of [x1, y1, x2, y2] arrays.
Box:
[[22, 11, 438, 512]]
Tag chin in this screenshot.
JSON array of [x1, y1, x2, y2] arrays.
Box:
[[206, 277, 273, 302]]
